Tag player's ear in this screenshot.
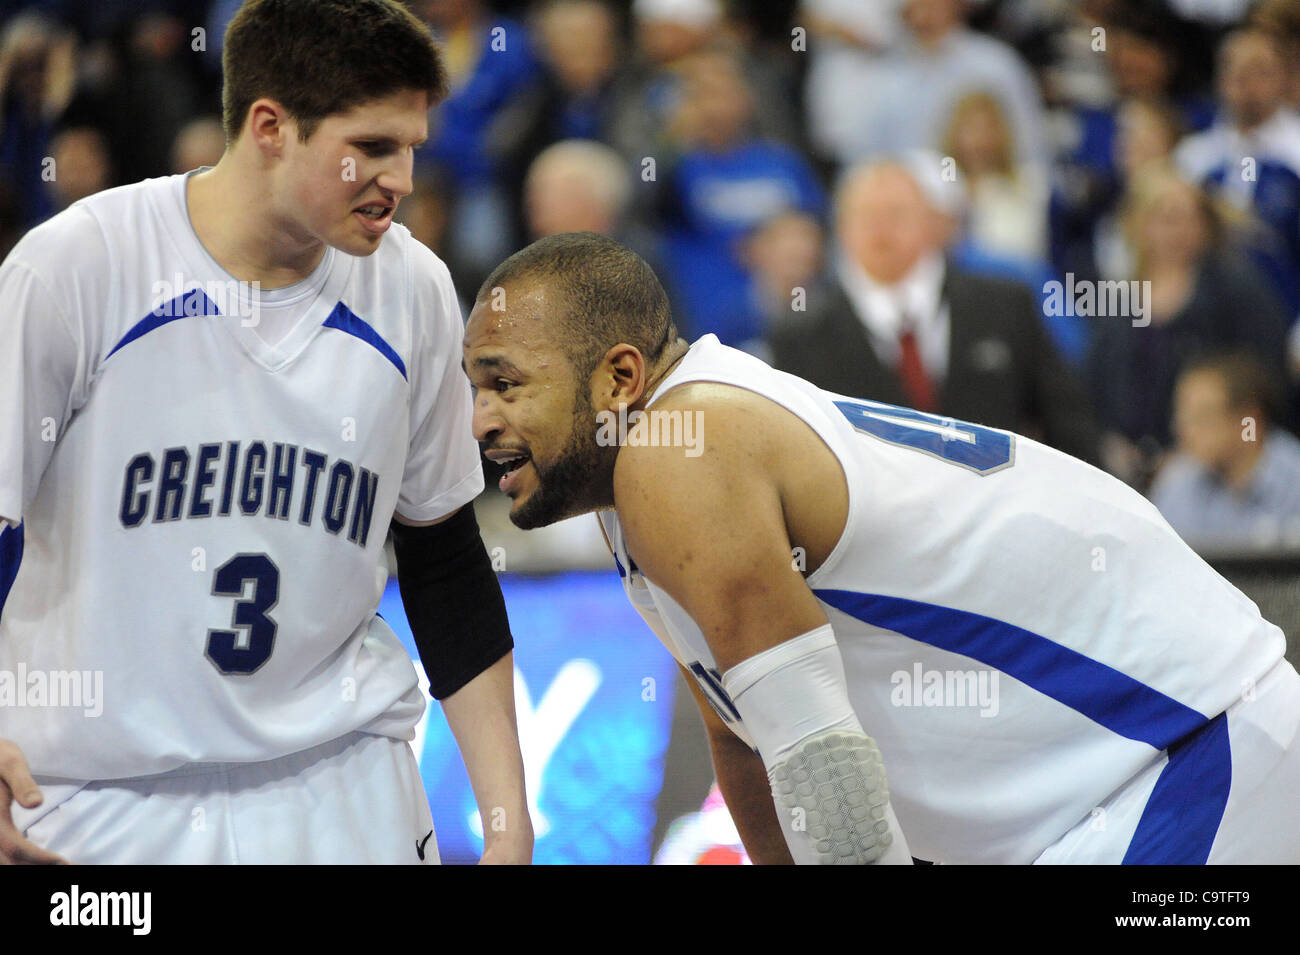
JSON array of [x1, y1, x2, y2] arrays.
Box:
[[598, 343, 647, 408], [246, 98, 291, 155]]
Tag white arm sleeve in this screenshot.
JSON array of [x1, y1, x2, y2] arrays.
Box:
[[722, 624, 913, 865]]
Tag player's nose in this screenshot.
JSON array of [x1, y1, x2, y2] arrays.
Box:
[[471, 396, 505, 444], [377, 154, 414, 200]]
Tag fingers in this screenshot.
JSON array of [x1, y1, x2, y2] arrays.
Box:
[[0, 740, 70, 864], [0, 740, 42, 808], [0, 790, 69, 865]]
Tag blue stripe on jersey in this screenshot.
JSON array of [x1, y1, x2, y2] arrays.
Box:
[[816, 589, 1208, 747], [815, 589, 1231, 862], [322, 302, 407, 380], [0, 522, 23, 620], [106, 290, 220, 359], [1123, 713, 1231, 864]]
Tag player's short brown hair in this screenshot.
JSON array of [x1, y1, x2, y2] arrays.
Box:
[[477, 232, 677, 382], [221, 0, 447, 144]]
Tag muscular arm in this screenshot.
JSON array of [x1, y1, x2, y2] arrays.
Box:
[[677, 664, 793, 864], [615, 387, 909, 864], [613, 393, 828, 674], [597, 509, 793, 863]]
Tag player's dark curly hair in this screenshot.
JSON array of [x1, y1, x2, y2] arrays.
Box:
[[477, 232, 679, 382], [222, 0, 447, 143]]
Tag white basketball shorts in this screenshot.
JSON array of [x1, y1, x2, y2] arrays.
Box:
[[13, 731, 437, 864], [1035, 657, 1300, 864]]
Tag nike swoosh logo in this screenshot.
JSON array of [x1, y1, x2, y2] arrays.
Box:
[[416, 829, 433, 861]]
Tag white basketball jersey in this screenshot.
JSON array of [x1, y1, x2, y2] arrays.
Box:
[[600, 335, 1287, 863], [0, 172, 484, 780]]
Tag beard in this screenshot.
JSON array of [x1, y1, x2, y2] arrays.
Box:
[[508, 389, 617, 530]]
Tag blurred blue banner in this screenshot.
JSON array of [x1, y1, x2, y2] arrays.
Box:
[[380, 570, 679, 864]]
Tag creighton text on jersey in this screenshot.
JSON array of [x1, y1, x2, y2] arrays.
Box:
[[118, 440, 381, 548]]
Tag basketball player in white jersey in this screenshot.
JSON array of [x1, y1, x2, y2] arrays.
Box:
[[0, 0, 530, 864], [462, 232, 1300, 864]]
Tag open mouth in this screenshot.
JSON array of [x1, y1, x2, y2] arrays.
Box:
[[491, 451, 532, 495], [498, 453, 529, 475], [353, 204, 394, 232]]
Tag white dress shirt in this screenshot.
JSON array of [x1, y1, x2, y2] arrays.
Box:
[[837, 249, 950, 381]]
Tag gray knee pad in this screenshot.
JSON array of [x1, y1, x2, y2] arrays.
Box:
[[769, 731, 894, 864]]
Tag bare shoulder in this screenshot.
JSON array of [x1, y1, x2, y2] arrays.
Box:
[[613, 378, 849, 579], [610, 382, 784, 500]]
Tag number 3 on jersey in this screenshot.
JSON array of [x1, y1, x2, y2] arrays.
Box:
[[833, 398, 1015, 474], [206, 553, 280, 674]]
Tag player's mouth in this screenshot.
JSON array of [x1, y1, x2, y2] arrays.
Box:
[[353, 202, 394, 234], [486, 448, 532, 496]]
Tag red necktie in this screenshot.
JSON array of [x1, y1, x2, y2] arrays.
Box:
[[897, 321, 937, 413]]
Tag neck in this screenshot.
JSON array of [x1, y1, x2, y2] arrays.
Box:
[[186, 155, 328, 288], [636, 338, 692, 410]]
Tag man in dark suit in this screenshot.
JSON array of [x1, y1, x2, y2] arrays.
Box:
[[771, 158, 1100, 465]]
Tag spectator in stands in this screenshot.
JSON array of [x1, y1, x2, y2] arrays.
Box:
[[798, 0, 904, 166], [1053, 2, 1214, 284], [524, 139, 629, 239], [395, 168, 478, 313], [45, 125, 110, 211], [102, 12, 207, 183], [741, 210, 828, 363], [943, 89, 1049, 264], [0, 11, 76, 228], [398, 170, 453, 256], [1087, 168, 1292, 487], [1092, 97, 1185, 281], [1252, 0, 1300, 107], [1151, 351, 1300, 548], [1175, 27, 1300, 314], [770, 156, 1100, 464], [850, 0, 1049, 171], [941, 89, 1088, 365], [658, 47, 824, 349], [523, 138, 665, 304], [526, 0, 622, 145], [498, 0, 627, 245], [409, 0, 541, 288], [606, 0, 801, 165], [170, 116, 226, 174]]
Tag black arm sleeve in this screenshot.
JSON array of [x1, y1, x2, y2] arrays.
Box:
[[390, 503, 513, 700]]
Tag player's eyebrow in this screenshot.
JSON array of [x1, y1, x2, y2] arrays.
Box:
[[349, 135, 428, 150], [465, 355, 525, 378]]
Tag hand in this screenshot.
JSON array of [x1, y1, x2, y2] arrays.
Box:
[[0, 739, 70, 864]]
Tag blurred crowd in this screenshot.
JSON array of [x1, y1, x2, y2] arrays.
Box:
[[4, 0, 1300, 549]]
